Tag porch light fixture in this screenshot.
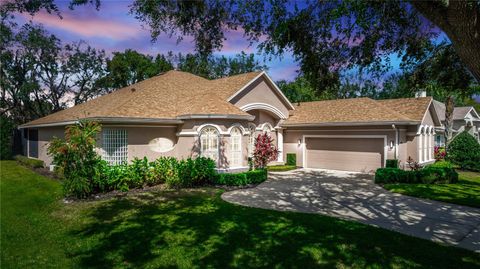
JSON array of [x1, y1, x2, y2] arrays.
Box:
[[389, 140, 394, 150], [298, 139, 302, 146]]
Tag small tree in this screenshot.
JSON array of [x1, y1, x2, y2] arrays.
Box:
[[47, 120, 102, 198], [447, 131, 480, 171], [253, 132, 278, 169]]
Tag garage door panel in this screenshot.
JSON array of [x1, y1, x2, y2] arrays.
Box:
[[306, 137, 384, 172]]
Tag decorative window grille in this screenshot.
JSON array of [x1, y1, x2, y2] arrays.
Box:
[[230, 127, 242, 167], [102, 129, 128, 165], [200, 127, 219, 163]]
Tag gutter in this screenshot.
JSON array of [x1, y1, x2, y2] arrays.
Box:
[[19, 117, 184, 129], [281, 121, 420, 128]]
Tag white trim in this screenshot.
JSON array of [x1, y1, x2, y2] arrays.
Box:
[[227, 71, 295, 110], [226, 124, 249, 135], [177, 114, 254, 120], [256, 122, 275, 132], [301, 135, 388, 169], [240, 102, 288, 119]]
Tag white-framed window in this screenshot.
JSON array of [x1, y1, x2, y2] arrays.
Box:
[[200, 126, 219, 163], [102, 129, 128, 165], [230, 127, 242, 167]]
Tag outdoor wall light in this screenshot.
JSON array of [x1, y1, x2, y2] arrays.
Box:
[[298, 139, 302, 146], [389, 140, 394, 149]]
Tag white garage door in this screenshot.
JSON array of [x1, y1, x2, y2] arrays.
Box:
[[305, 137, 384, 172]]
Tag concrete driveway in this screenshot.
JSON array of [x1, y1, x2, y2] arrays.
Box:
[[222, 169, 480, 252]]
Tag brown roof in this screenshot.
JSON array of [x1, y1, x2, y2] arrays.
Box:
[[283, 97, 430, 126], [377, 97, 432, 121], [22, 71, 259, 127]]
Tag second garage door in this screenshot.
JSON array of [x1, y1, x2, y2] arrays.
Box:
[[305, 137, 384, 172]]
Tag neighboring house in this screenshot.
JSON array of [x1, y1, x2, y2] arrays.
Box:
[[432, 100, 480, 146], [19, 70, 441, 173]]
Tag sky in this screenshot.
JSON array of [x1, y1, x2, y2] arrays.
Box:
[[11, 0, 479, 104], [15, 0, 299, 81]]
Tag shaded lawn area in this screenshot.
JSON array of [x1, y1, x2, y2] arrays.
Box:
[[1, 161, 479, 268], [384, 171, 480, 208]]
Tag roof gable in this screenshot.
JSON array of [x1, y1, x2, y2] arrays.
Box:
[[220, 71, 295, 110]]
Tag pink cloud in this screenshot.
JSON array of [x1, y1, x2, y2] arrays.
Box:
[[20, 10, 141, 40]]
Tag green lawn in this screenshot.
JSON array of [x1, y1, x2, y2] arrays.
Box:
[[384, 171, 480, 208], [1, 161, 479, 268]]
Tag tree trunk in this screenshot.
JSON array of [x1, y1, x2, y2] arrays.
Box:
[[444, 95, 454, 151], [411, 1, 480, 82]]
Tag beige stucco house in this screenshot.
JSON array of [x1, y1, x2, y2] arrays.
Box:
[[19, 70, 442, 173]]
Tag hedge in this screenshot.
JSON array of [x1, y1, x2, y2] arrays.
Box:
[[286, 153, 296, 166], [447, 131, 480, 171], [385, 159, 399, 168], [375, 167, 458, 184], [267, 165, 296, 172], [213, 169, 267, 186], [14, 155, 45, 168]]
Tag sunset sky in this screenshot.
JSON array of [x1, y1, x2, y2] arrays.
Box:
[[15, 0, 301, 81], [13, 0, 467, 92]]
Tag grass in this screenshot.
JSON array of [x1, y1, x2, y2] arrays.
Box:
[[384, 170, 480, 208], [2, 160, 479, 268], [267, 165, 297, 172]]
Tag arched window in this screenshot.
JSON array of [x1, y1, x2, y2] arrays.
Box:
[[200, 127, 219, 162], [230, 127, 242, 167]]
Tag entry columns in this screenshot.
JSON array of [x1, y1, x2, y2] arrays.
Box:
[[276, 128, 284, 162]]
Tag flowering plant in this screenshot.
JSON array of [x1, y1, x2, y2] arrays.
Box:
[[434, 146, 446, 161], [253, 132, 278, 169]]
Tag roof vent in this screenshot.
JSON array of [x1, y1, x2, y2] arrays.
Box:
[[131, 87, 136, 92], [415, 90, 427, 98]]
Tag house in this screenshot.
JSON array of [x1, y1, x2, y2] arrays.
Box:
[[19, 70, 442, 173], [432, 100, 480, 146]]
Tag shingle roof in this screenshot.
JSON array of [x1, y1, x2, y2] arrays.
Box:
[[22, 71, 259, 127], [432, 100, 477, 121], [377, 97, 432, 122], [283, 97, 415, 126]]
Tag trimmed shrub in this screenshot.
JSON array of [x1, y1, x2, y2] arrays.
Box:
[[385, 159, 399, 168], [267, 165, 296, 172], [447, 131, 480, 171], [375, 167, 458, 184], [214, 169, 267, 186], [14, 155, 45, 168], [418, 167, 458, 184], [286, 153, 296, 166]]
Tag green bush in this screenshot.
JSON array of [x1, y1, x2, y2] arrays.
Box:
[[47, 120, 102, 198], [427, 160, 454, 169], [385, 159, 399, 168], [447, 131, 480, 171], [151, 157, 179, 186], [375, 167, 458, 184], [14, 155, 45, 168], [214, 169, 267, 186], [286, 153, 296, 166], [91, 156, 217, 191]]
